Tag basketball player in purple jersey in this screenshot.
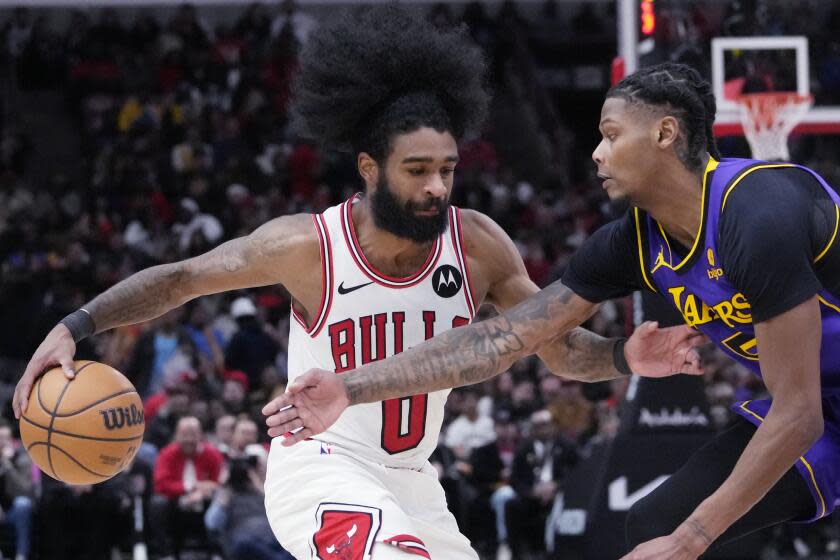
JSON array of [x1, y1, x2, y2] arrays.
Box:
[[266, 63, 840, 559], [14, 11, 700, 559]]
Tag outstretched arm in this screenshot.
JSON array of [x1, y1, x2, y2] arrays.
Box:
[[347, 280, 594, 404], [263, 280, 597, 441], [14, 214, 317, 418], [465, 210, 703, 383], [85, 214, 313, 333]]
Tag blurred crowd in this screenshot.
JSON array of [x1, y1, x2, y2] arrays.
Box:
[[0, 1, 838, 559]]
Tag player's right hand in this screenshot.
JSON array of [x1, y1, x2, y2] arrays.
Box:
[[14, 324, 77, 419], [262, 368, 350, 446]]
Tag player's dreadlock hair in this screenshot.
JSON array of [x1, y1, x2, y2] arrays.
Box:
[[607, 63, 721, 172], [290, 5, 489, 161]]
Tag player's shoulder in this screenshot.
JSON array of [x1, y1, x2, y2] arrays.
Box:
[[723, 165, 822, 213], [456, 207, 526, 282], [590, 208, 637, 244], [457, 208, 514, 251], [247, 212, 323, 260]]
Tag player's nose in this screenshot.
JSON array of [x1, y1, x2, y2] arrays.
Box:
[[425, 175, 447, 198], [592, 141, 606, 165]]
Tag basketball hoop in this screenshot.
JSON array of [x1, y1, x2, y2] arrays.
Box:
[[736, 92, 813, 161]]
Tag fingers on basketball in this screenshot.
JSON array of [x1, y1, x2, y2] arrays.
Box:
[[19, 361, 143, 485]]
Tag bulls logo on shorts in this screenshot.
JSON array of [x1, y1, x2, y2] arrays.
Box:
[[314, 503, 381, 560], [432, 265, 462, 298]]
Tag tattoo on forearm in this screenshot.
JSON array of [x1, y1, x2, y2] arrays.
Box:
[[84, 264, 190, 333], [474, 317, 525, 359], [345, 280, 588, 404], [540, 329, 624, 382], [82, 234, 273, 334]]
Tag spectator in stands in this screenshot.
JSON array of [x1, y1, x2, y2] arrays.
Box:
[[465, 409, 519, 559], [224, 297, 279, 390], [221, 370, 249, 415], [145, 384, 192, 450], [209, 414, 236, 457], [126, 307, 188, 398], [173, 198, 224, 256], [445, 389, 496, 460], [205, 452, 293, 560], [151, 416, 224, 559], [507, 409, 579, 559], [0, 419, 32, 560], [37, 477, 133, 560], [227, 417, 265, 462], [184, 299, 226, 372]]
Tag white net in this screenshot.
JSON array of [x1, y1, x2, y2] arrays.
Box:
[[736, 93, 813, 161]]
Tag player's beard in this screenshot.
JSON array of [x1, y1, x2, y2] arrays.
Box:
[[371, 175, 449, 242]]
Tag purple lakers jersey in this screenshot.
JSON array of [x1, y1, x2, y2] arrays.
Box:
[[636, 157, 840, 520]]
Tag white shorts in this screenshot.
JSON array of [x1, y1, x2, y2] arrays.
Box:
[[265, 438, 478, 560]]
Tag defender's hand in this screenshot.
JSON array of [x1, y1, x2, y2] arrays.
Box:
[[626, 321, 707, 378], [262, 369, 350, 445], [14, 324, 77, 419]]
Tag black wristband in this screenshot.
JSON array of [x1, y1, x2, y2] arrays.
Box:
[[612, 337, 633, 376], [59, 309, 96, 344]]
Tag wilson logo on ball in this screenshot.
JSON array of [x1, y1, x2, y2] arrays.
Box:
[[99, 404, 145, 430]]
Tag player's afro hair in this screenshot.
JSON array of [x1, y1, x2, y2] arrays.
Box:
[[290, 5, 490, 161]]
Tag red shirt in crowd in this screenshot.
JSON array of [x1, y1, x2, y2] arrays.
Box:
[[153, 441, 224, 498]]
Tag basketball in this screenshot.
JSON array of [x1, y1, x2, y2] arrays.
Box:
[[19, 360, 144, 485]]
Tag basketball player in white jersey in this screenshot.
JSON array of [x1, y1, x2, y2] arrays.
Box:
[[15, 7, 703, 559]]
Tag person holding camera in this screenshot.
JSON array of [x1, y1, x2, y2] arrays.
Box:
[[204, 451, 292, 560]]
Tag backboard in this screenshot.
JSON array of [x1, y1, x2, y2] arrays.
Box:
[[712, 35, 840, 137]]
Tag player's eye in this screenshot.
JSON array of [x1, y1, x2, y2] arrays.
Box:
[[440, 168, 454, 177], [408, 168, 425, 176]]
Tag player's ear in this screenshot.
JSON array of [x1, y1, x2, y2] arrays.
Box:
[[656, 116, 680, 150], [358, 153, 379, 190]]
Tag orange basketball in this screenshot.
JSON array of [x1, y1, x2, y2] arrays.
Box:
[[19, 360, 144, 485]]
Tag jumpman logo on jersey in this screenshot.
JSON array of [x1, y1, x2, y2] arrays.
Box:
[[650, 246, 674, 274]]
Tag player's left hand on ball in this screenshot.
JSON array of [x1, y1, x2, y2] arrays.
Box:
[[625, 321, 709, 378], [262, 368, 350, 445]]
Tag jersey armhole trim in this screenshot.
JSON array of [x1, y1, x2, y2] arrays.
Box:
[[450, 207, 477, 318], [292, 213, 333, 337], [633, 208, 658, 293], [721, 163, 796, 211], [814, 204, 840, 264]]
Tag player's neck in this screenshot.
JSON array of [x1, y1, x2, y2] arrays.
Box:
[[351, 200, 436, 277], [639, 156, 707, 249]]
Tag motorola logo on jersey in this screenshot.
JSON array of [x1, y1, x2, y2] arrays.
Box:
[[432, 265, 462, 298]]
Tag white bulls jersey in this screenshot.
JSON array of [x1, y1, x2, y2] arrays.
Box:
[[287, 195, 477, 469]]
